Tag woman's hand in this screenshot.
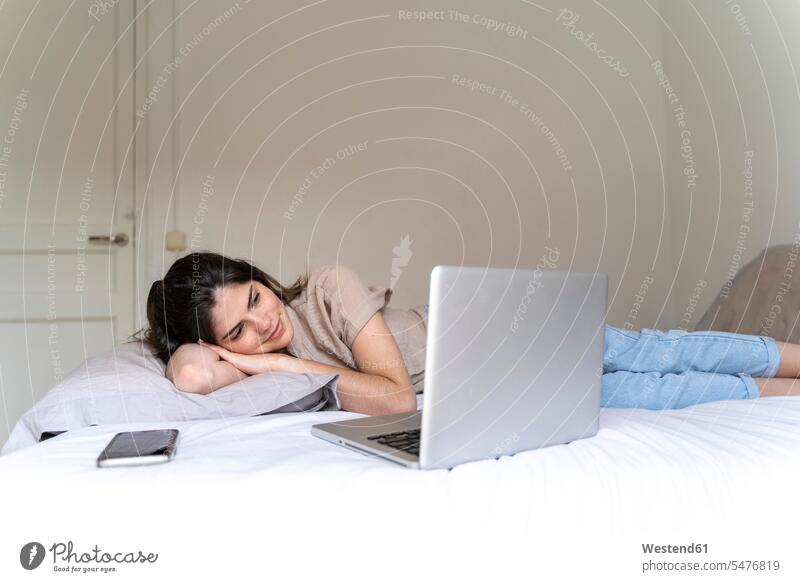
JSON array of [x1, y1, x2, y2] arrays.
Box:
[[199, 341, 295, 376], [166, 342, 250, 394]]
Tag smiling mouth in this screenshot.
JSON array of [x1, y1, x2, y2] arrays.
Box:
[[266, 319, 282, 342]]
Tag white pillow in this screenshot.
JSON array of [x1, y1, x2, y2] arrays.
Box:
[[1, 341, 340, 454]]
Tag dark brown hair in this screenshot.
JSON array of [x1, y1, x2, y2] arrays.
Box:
[[129, 251, 308, 365]]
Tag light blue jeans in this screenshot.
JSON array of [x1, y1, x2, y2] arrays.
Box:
[[421, 304, 782, 410]]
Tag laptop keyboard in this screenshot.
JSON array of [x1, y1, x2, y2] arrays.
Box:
[[367, 428, 421, 456]]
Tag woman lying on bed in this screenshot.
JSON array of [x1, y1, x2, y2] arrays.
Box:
[[137, 251, 800, 416]]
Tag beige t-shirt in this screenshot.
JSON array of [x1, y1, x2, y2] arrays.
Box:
[[284, 264, 428, 395]]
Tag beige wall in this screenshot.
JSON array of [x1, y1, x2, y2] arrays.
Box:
[[137, 0, 800, 332], [658, 0, 800, 331]]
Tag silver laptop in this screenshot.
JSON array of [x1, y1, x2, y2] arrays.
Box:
[[311, 265, 607, 470]]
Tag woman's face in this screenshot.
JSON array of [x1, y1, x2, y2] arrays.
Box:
[[210, 281, 294, 354]]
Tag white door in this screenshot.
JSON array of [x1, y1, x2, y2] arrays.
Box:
[[0, 1, 136, 445]]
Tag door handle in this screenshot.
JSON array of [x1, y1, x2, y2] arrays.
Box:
[[88, 233, 130, 247]]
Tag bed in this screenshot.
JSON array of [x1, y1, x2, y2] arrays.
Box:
[[4, 246, 800, 579], [2, 391, 799, 580]]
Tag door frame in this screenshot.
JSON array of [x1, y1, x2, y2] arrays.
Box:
[[133, 0, 180, 333]]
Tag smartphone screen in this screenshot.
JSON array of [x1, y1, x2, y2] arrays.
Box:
[[97, 429, 179, 467]]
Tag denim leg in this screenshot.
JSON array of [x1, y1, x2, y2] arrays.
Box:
[[423, 303, 429, 318], [601, 369, 759, 410], [603, 325, 781, 378]]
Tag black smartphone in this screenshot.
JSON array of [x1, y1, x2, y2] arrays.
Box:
[[96, 429, 179, 468]]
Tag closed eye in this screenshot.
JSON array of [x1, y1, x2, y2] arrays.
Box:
[[222, 283, 256, 343], [233, 291, 260, 340]]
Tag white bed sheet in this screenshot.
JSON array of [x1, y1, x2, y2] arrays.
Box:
[[3, 394, 800, 535], [3, 395, 800, 580]]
